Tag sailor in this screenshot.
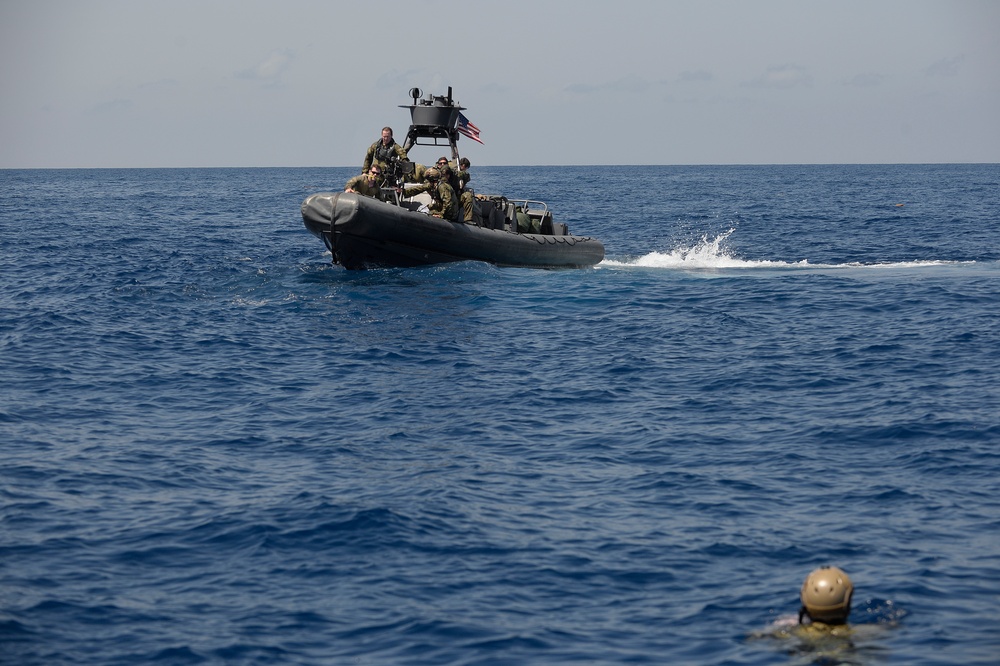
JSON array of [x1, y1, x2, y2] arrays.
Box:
[[408, 167, 459, 221], [456, 157, 472, 186], [362, 127, 408, 173], [344, 166, 384, 200], [799, 565, 854, 627], [456, 157, 475, 223], [428, 157, 455, 195], [432, 156, 475, 222], [747, 565, 860, 661]]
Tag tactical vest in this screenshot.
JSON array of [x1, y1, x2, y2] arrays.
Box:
[[374, 139, 398, 163]]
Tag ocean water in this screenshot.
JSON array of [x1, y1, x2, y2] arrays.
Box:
[[2, 164, 999, 665]]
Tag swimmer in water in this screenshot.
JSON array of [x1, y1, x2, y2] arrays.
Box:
[[798, 565, 853, 628], [750, 565, 904, 663], [750, 566, 857, 661]]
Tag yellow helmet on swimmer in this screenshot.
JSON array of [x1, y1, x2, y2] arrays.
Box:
[[800, 566, 854, 624]]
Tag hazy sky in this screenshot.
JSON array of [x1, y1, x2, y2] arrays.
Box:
[[2, 0, 997, 167]]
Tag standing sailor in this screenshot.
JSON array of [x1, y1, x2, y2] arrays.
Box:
[[456, 157, 474, 223], [363, 127, 408, 173]]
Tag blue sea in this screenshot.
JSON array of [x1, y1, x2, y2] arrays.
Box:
[[2, 164, 999, 665]]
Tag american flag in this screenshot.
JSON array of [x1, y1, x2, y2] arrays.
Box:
[[457, 113, 483, 144]]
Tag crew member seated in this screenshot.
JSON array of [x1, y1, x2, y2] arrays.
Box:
[[407, 167, 459, 221]]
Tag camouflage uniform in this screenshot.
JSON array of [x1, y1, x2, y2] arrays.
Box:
[[752, 621, 861, 664], [447, 158, 476, 222], [403, 163, 428, 184], [437, 161, 474, 223], [363, 138, 408, 172], [455, 166, 474, 222], [345, 173, 383, 200], [410, 180, 458, 221]]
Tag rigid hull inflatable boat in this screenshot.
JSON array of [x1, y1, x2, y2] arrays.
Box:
[[301, 88, 604, 270]]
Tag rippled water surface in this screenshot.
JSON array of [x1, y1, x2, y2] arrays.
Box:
[[2, 164, 1000, 665]]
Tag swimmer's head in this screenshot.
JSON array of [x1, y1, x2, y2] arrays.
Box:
[[800, 566, 853, 624]]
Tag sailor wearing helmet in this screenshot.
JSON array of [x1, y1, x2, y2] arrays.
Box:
[[408, 166, 459, 221], [747, 565, 854, 663], [749, 565, 905, 662], [799, 566, 854, 627]]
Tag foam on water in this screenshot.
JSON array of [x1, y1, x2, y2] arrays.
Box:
[[602, 229, 986, 271], [601, 228, 800, 269]]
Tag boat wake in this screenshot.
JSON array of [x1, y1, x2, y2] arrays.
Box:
[[601, 229, 767, 269], [601, 229, 982, 271]]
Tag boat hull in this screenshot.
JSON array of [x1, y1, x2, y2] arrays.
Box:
[[302, 192, 604, 270]]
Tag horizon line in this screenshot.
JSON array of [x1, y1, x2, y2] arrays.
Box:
[[3, 161, 999, 171]]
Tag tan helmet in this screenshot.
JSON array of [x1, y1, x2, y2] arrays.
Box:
[[800, 566, 854, 623], [425, 167, 441, 180]]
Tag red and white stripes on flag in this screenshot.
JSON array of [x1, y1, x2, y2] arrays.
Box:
[[457, 113, 483, 144]]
